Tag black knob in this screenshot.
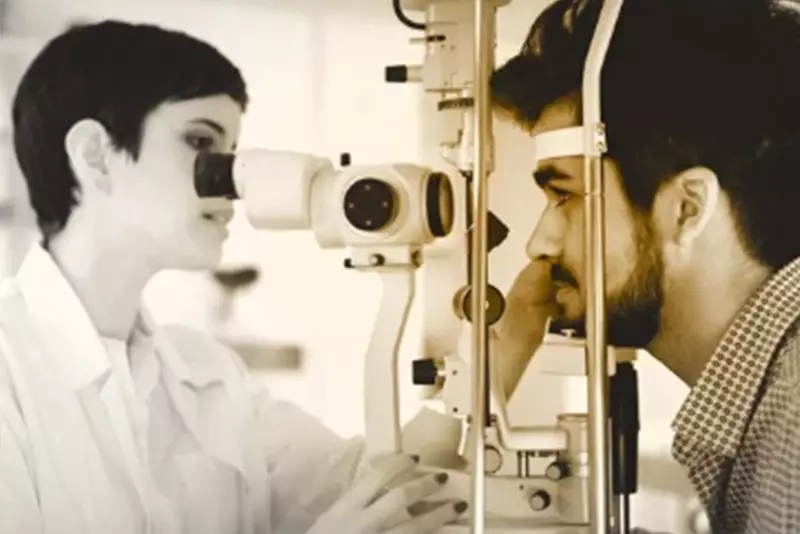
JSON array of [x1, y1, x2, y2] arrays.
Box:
[[529, 489, 551, 512], [412, 359, 439, 385], [545, 460, 571, 481], [458, 284, 506, 326], [385, 65, 409, 83]]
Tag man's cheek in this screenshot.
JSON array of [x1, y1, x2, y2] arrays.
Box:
[[561, 233, 584, 280]]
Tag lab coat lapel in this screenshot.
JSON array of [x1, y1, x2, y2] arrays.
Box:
[[15, 245, 270, 532], [149, 325, 245, 472], [151, 321, 270, 532], [14, 244, 150, 522], [15, 244, 112, 390]]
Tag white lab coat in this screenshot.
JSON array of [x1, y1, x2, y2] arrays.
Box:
[[0, 244, 367, 534]]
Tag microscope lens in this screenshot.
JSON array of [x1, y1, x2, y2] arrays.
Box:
[[426, 172, 454, 238], [194, 152, 239, 199]]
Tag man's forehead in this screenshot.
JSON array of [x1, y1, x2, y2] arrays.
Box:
[[524, 96, 584, 177]]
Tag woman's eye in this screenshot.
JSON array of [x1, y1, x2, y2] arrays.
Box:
[[185, 134, 214, 151]]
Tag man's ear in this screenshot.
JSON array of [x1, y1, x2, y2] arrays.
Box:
[[64, 119, 113, 195], [659, 167, 720, 247]]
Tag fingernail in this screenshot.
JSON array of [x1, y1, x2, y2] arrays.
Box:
[[455, 501, 469, 513], [436, 472, 449, 484], [410, 454, 420, 463]]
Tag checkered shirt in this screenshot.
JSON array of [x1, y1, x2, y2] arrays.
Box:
[[671, 257, 800, 533]]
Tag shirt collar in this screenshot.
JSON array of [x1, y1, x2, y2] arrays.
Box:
[[16, 243, 113, 391], [15, 243, 160, 391], [671, 256, 800, 458], [16, 243, 230, 396]]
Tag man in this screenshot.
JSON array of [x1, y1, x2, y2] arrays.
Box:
[[490, 0, 800, 531], [0, 21, 472, 534]]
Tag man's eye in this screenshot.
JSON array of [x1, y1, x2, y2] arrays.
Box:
[[185, 134, 214, 151], [555, 193, 570, 207], [549, 188, 571, 207]]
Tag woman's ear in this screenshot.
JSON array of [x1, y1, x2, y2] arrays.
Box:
[[64, 118, 113, 195]]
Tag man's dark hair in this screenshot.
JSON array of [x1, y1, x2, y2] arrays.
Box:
[[491, 0, 800, 270], [11, 20, 249, 240]]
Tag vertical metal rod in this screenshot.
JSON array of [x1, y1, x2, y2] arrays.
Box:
[[619, 494, 631, 534], [582, 2, 624, 532], [584, 155, 610, 534], [617, 431, 631, 534], [470, 0, 492, 532]]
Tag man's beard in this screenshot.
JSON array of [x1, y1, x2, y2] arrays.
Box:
[[551, 218, 664, 348]]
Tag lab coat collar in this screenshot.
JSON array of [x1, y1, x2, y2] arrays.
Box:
[[154, 326, 248, 474], [150, 319, 225, 390], [16, 244, 249, 474], [16, 244, 225, 392], [134, 305, 224, 390], [16, 244, 112, 391]]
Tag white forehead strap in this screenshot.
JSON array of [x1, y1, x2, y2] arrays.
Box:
[[532, 126, 586, 162]]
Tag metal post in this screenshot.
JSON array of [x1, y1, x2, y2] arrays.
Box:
[[582, 1, 625, 532], [584, 153, 610, 534], [470, 0, 492, 532]]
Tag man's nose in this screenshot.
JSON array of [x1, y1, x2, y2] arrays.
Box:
[[525, 211, 563, 261]]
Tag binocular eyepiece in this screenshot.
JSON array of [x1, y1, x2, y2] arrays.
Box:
[[195, 152, 239, 199]]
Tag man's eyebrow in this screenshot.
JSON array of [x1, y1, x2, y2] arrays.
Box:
[[532, 165, 572, 189], [188, 118, 226, 135]]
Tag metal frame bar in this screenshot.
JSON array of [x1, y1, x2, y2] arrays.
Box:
[[469, 0, 492, 532], [582, 1, 625, 532]]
